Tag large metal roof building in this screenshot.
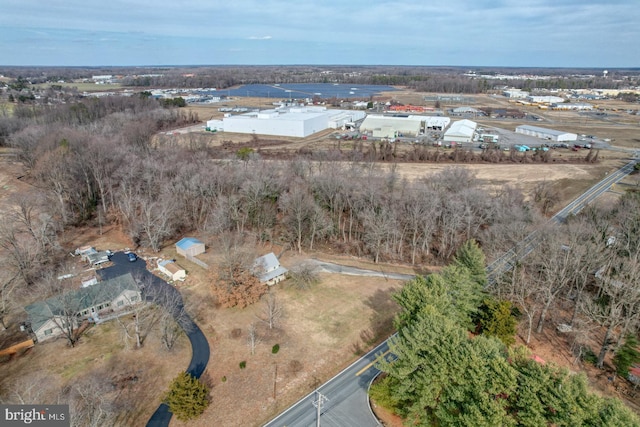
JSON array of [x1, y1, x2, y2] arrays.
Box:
[[359, 115, 451, 138], [211, 106, 365, 138], [360, 115, 422, 138], [443, 119, 477, 143], [515, 125, 577, 142]]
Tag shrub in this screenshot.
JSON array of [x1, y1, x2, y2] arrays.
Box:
[[582, 348, 598, 365], [221, 376, 227, 383], [163, 372, 209, 422], [272, 344, 280, 354], [239, 361, 246, 369], [613, 334, 640, 378]]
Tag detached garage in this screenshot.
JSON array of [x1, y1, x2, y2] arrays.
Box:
[[158, 259, 187, 281], [175, 237, 205, 258]]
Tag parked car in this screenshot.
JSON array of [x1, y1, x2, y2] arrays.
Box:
[[128, 252, 138, 262]]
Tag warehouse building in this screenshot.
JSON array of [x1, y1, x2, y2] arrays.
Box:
[[359, 115, 451, 138], [360, 115, 422, 138], [515, 125, 577, 142], [503, 89, 529, 98], [443, 119, 477, 143], [527, 95, 565, 104], [551, 102, 594, 111], [424, 116, 451, 130], [212, 106, 365, 138]]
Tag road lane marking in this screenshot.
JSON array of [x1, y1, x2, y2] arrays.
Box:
[[356, 349, 390, 376]]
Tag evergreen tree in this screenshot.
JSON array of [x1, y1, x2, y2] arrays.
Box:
[[453, 239, 487, 288], [163, 372, 209, 421], [613, 334, 640, 378], [476, 298, 518, 346], [392, 275, 451, 330], [441, 264, 486, 329]]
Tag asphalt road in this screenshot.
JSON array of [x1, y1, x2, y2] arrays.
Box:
[[265, 339, 393, 427], [309, 259, 415, 281], [96, 252, 210, 427], [266, 157, 639, 427]]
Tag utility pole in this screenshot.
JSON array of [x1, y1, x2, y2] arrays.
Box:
[[312, 390, 328, 427], [273, 363, 277, 400]]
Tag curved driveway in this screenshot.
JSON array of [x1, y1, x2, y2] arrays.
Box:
[[97, 252, 210, 427]]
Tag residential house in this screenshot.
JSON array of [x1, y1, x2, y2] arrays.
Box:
[[24, 273, 141, 342], [158, 259, 187, 281], [253, 252, 288, 286]]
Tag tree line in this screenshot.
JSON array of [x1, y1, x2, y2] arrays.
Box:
[[2, 65, 637, 94]]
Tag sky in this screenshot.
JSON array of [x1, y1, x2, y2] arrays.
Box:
[[0, 0, 638, 68]]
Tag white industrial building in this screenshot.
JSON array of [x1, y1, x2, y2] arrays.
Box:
[[360, 115, 423, 138], [451, 106, 482, 116], [527, 95, 566, 104], [424, 116, 451, 130], [503, 89, 530, 99], [515, 125, 577, 142], [206, 119, 224, 131], [551, 102, 594, 111], [443, 119, 477, 143], [210, 106, 365, 138], [359, 115, 451, 138]]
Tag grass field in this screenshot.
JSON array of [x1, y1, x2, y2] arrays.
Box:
[[34, 82, 123, 92]]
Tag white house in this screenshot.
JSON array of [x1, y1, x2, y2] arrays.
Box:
[[158, 259, 187, 281], [253, 253, 288, 286]]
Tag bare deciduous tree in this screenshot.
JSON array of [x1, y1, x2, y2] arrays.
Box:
[[257, 292, 283, 330], [247, 322, 260, 355]]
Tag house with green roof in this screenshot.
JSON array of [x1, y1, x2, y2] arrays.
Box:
[[24, 273, 141, 343]]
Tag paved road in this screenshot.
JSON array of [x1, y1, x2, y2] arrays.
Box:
[[265, 339, 393, 427], [308, 259, 415, 281], [265, 157, 639, 427], [96, 252, 210, 427]]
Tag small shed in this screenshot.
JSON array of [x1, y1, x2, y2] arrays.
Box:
[[158, 260, 187, 282], [175, 237, 205, 258], [253, 252, 288, 286]]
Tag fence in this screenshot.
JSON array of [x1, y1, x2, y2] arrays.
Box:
[[186, 254, 209, 269]]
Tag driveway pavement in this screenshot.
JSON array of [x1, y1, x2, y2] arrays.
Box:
[[97, 252, 210, 427], [307, 259, 416, 281]]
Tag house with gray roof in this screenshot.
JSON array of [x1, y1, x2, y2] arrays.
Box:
[[253, 253, 288, 286], [24, 273, 141, 342]]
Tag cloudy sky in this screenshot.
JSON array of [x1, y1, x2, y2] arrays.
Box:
[[1, 0, 637, 67]]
